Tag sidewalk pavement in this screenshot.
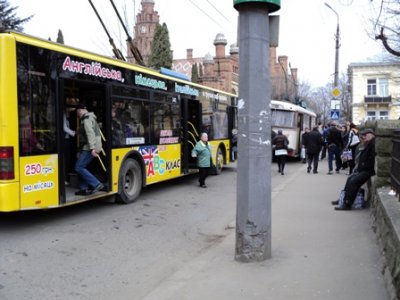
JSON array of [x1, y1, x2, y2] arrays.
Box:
[[142, 160, 389, 300]]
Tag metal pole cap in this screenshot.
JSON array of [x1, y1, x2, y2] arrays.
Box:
[[233, 0, 281, 12]]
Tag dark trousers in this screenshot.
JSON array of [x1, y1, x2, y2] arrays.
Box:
[[328, 144, 342, 171], [348, 145, 358, 174], [277, 155, 286, 173], [320, 144, 327, 159], [198, 167, 209, 186], [343, 171, 371, 207], [307, 153, 319, 172]]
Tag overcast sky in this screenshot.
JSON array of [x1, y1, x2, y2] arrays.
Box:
[[11, 0, 383, 87]]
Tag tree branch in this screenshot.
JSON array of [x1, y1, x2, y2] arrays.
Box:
[[375, 27, 400, 57]]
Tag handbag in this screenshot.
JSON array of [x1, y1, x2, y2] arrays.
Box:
[[337, 188, 365, 209], [341, 149, 352, 162], [349, 131, 360, 146]]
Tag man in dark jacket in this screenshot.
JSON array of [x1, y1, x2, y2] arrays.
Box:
[[332, 128, 376, 210], [304, 126, 323, 173], [326, 121, 344, 174]]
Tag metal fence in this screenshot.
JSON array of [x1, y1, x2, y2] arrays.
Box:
[[390, 129, 400, 201]]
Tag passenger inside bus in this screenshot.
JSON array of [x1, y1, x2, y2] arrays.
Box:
[[19, 106, 44, 154], [111, 108, 125, 145]]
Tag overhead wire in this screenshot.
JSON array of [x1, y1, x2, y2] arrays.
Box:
[[188, 0, 224, 28], [205, 0, 233, 25]]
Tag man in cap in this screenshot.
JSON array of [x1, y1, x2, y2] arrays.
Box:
[[332, 128, 376, 210], [74, 103, 104, 196]]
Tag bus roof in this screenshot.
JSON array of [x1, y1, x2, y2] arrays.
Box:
[[2, 31, 237, 98], [270, 100, 316, 117]]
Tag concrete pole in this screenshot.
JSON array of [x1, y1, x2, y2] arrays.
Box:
[[325, 2, 340, 88], [334, 22, 340, 88], [234, 0, 280, 262]]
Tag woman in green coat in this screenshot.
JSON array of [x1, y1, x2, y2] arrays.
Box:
[[192, 132, 212, 188]]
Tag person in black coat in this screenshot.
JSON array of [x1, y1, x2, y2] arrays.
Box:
[[326, 121, 344, 174], [304, 126, 323, 174], [332, 128, 376, 210], [272, 129, 289, 175]]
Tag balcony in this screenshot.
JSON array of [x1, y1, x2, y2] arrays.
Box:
[[364, 95, 392, 103]]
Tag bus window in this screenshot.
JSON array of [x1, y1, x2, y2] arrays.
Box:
[[150, 102, 180, 144], [213, 111, 229, 139], [17, 44, 57, 155], [112, 99, 148, 145]]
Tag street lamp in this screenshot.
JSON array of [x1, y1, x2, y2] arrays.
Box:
[[325, 3, 340, 88]]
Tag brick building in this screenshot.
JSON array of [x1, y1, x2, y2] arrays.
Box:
[[132, 0, 298, 100]]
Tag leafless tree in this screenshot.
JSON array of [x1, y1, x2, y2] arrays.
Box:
[[372, 0, 400, 57]]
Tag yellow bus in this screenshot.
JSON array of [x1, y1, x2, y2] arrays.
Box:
[[0, 31, 238, 212]]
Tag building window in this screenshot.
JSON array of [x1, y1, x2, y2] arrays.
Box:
[[367, 79, 376, 96], [379, 111, 389, 120], [367, 78, 389, 96], [379, 78, 389, 96], [367, 111, 376, 120]]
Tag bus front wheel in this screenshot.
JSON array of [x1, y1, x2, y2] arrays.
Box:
[[116, 158, 142, 204]]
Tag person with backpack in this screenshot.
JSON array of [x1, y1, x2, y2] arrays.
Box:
[[74, 103, 104, 196]]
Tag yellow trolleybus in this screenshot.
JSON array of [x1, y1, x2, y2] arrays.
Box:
[[0, 31, 238, 212]]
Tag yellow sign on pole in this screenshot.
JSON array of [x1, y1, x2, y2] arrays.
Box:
[[332, 87, 341, 98]]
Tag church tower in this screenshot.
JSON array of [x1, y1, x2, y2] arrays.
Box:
[[131, 0, 159, 65]]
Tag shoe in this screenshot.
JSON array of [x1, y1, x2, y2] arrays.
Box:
[[75, 189, 91, 196], [281, 171, 284, 175], [313, 171, 318, 174], [327, 171, 333, 175], [307, 167, 311, 173], [336, 170, 340, 174], [334, 206, 351, 211], [200, 185, 207, 188], [91, 183, 104, 194], [331, 200, 339, 205]]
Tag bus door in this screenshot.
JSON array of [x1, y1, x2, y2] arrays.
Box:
[[181, 98, 201, 173], [59, 79, 111, 204], [227, 105, 238, 161]]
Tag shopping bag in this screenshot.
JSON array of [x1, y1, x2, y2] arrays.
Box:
[[337, 188, 365, 209], [341, 149, 353, 162], [275, 149, 288, 156], [300, 147, 306, 160]]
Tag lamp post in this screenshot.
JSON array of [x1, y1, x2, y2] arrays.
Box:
[[325, 3, 340, 88]]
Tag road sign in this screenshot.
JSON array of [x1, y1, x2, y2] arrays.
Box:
[[332, 87, 341, 98], [330, 109, 340, 120]]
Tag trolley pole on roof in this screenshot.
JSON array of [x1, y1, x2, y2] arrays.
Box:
[[234, 0, 280, 262], [88, 0, 125, 61], [109, 0, 145, 66]]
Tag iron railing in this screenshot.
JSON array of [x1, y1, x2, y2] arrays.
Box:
[[364, 95, 392, 103], [390, 129, 400, 201]]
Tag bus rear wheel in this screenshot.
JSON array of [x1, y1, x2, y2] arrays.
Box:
[[215, 147, 224, 175], [116, 158, 142, 204]]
